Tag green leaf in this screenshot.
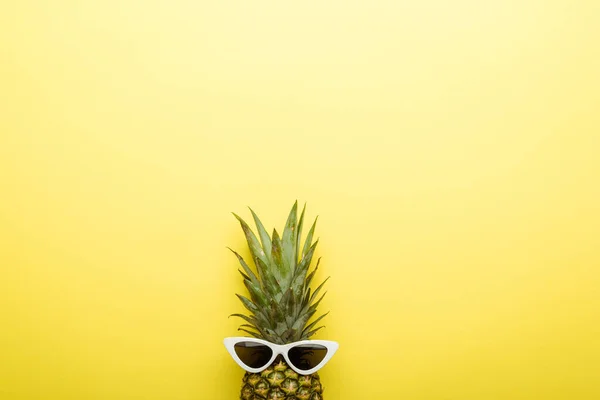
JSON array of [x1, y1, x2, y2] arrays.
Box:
[[255, 256, 281, 297], [230, 313, 258, 325], [301, 288, 311, 311], [295, 292, 320, 325], [292, 239, 319, 292], [292, 307, 314, 331], [309, 277, 329, 304], [252, 313, 275, 332], [238, 328, 261, 338], [279, 288, 294, 327], [228, 248, 259, 286], [231, 314, 272, 337], [304, 257, 321, 291], [269, 301, 285, 323], [302, 216, 318, 260], [305, 326, 325, 338], [285, 289, 298, 328], [282, 201, 298, 276], [243, 280, 267, 307], [281, 328, 298, 342], [238, 269, 250, 281], [232, 213, 268, 267], [249, 207, 272, 263], [235, 294, 258, 313], [310, 291, 327, 311], [302, 312, 329, 335], [296, 203, 306, 264], [274, 321, 288, 335], [271, 229, 289, 286]]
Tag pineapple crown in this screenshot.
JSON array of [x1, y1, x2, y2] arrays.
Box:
[[229, 201, 329, 345]]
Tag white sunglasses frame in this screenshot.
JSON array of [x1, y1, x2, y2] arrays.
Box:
[[224, 337, 339, 376]]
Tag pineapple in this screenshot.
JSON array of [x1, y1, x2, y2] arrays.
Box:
[[229, 201, 329, 400]]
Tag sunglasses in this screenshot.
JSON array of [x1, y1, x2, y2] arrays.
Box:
[[224, 337, 339, 375]]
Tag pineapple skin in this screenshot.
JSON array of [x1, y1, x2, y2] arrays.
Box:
[[240, 360, 323, 400]]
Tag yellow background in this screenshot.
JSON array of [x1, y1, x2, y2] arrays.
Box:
[[1, 1, 599, 399]]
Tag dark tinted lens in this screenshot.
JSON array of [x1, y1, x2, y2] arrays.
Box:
[[234, 342, 273, 368], [288, 344, 328, 371]]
